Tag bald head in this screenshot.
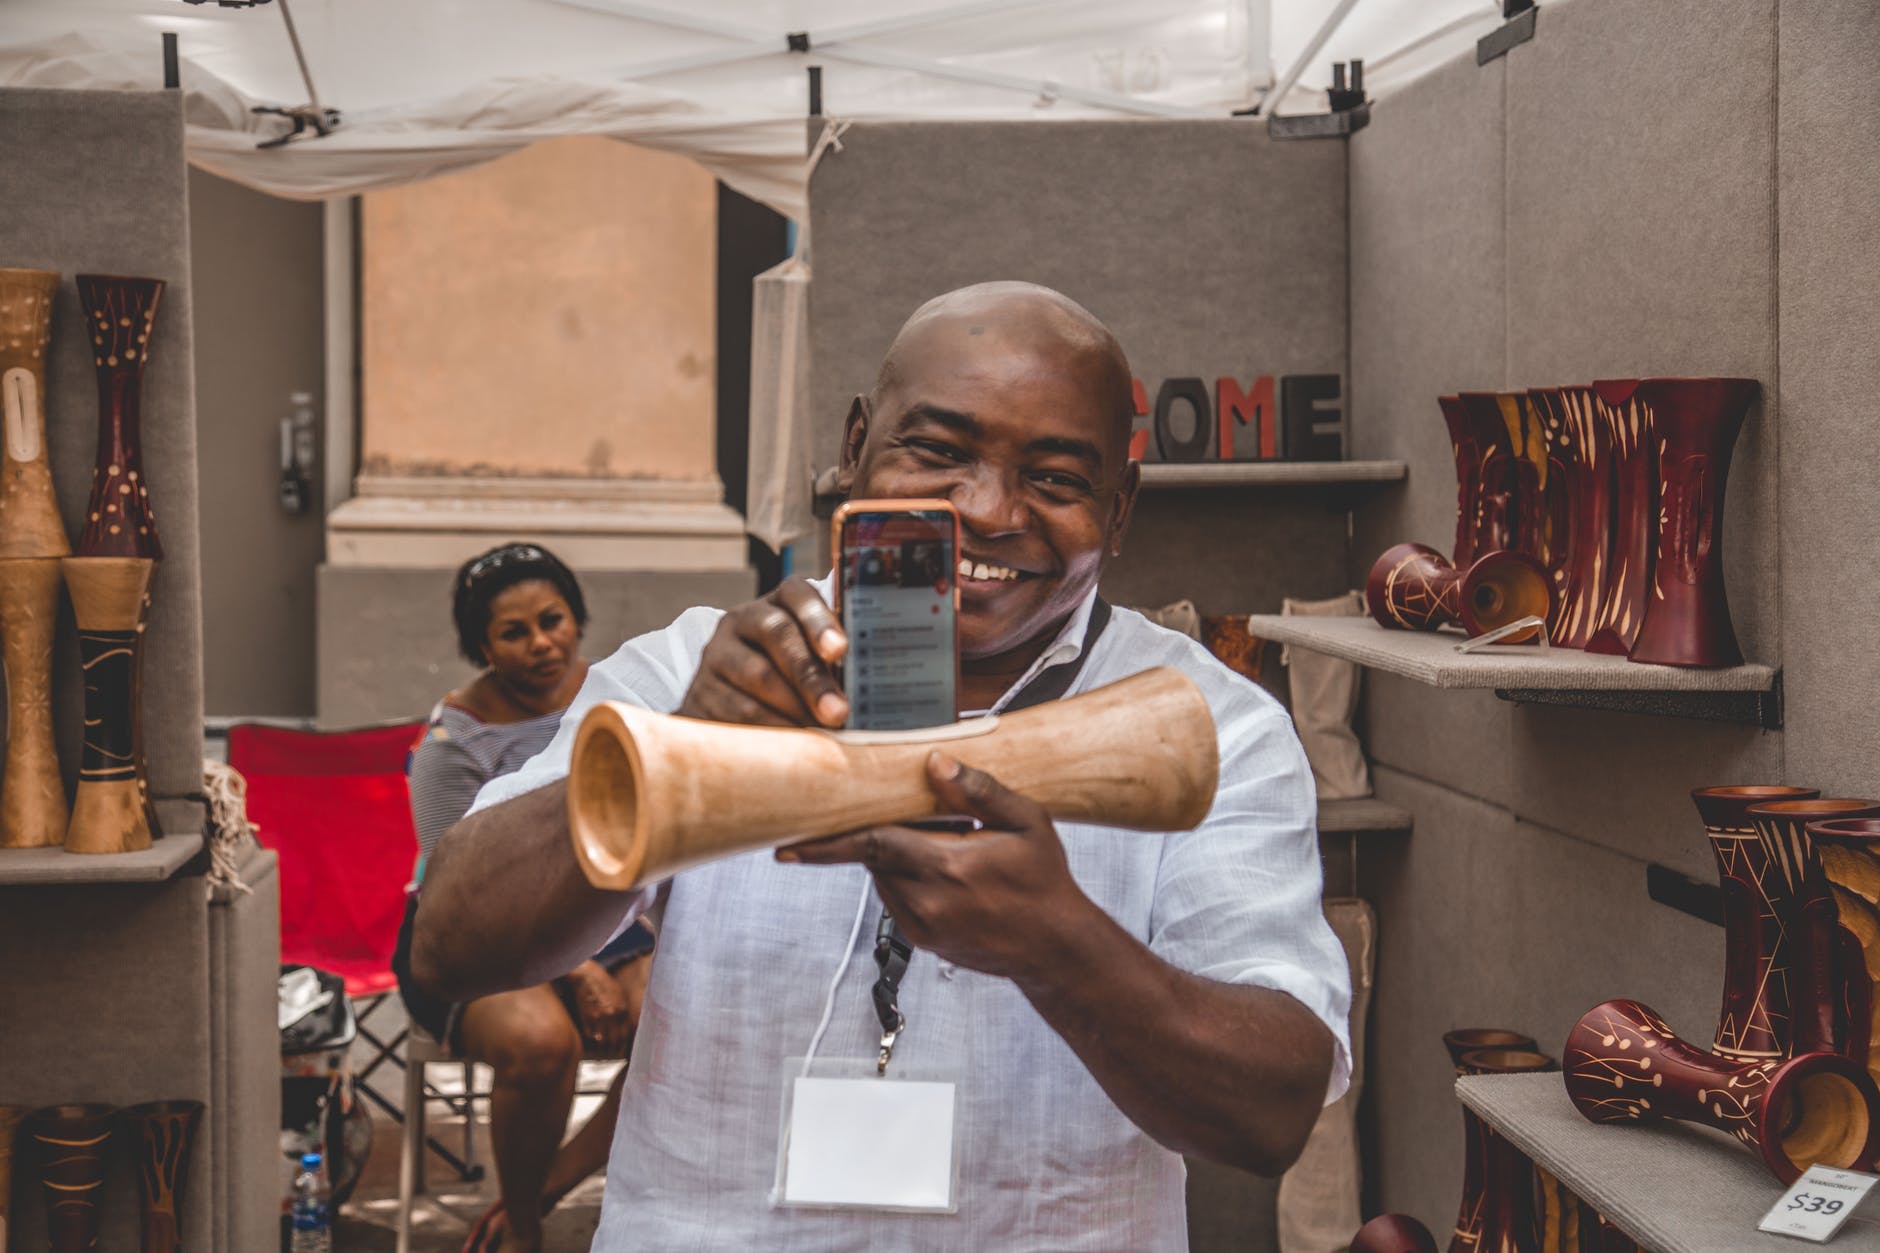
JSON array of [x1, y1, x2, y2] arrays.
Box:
[[872, 282, 1135, 454]]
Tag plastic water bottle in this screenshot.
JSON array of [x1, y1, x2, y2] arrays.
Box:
[[289, 1151, 331, 1252]]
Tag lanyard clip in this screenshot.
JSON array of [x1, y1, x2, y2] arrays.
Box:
[[877, 1012, 905, 1076]]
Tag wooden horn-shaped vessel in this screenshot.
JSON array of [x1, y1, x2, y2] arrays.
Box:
[[569, 666, 1219, 890], [1365, 542, 1554, 641], [0, 266, 71, 848]]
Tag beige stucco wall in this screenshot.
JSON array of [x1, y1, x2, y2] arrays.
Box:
[[360, 136, 718, 480]]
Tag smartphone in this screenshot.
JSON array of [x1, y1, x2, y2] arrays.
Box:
[[830, 499, 960, 731]]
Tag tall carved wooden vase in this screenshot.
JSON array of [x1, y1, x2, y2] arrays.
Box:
[[1441, 1029, 1539, 1253], [1692, 785, 1822, 1060], [0, 267, 71, 849], [64, 274, 165, 855], [1622, 377, 1757, 668], [129, 1100, 201, 1253], [1526, 386, 1608, 649], [1582, 382, 1659, 655], [1808, 818, 1880, 1093], [27, 1104, 118, 1253]]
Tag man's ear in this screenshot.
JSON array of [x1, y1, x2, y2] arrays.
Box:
[[835, 395, 870, 495], [1105, 460, 1141, 559]]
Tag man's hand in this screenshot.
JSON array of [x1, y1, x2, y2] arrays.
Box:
[[561, 960, 634, 1054], [780, 752, 1097, 982], [679, 578, 849, 728]]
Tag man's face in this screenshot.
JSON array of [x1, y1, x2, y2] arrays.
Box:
[[842, 314, 1137, 663]]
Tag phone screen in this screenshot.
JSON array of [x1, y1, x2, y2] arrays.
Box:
[[837, 505, 958, 730]]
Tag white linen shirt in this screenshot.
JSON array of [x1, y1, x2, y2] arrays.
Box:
[[466, 582, 1351, 1252]]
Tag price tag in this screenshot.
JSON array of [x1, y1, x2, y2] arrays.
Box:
[[1758, 1164, 1878, 1242]]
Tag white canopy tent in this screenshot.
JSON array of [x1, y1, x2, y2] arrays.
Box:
[[0, 0, 1502, 218]]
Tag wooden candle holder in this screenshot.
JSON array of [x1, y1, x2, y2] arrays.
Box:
[[568, 666, 1219, 891], [0, 266, 71, 849]]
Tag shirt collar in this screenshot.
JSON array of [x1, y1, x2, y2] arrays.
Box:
[[808, 573, 1100, 715]]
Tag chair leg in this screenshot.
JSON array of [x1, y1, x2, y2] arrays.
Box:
[[461, 1061, 478, 1174], [398, 1045, 425, 1253]]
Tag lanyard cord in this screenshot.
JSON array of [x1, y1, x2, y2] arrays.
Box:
[[869, 598, 1113, 1072]]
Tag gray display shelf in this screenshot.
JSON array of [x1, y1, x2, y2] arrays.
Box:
[[1457, 1071, 1880, 1252], [1136, 460, 1406, 488], [1318, 797, 1412, 834], [1245, 614, 1781, 726], [0, 799, 204, 885]]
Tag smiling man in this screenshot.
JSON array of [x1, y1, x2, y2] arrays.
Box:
[[413, 282, 1351, 1251]]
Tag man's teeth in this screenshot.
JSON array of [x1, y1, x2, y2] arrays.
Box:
[[957, 558, 1019, 582]]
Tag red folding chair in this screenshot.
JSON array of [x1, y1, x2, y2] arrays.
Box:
[[229, 721, 485, 1184]]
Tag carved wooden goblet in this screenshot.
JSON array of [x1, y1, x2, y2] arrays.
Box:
[[1365, 543, 1554, 641], [1749, 798, 1880, 1059], [568, 666, 1219, 891], [1564, 999, 1880, 1183], [1691, 785, 1823, 1061], [128, 1100, 202, 1253], [27, 1103, 118, 1253]]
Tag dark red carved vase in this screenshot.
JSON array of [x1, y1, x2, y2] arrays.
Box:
[[1440, 395, 1482, 568], [1441, 1030, 1541, 1253], [1454, 1047, 1553, 1253], [1749, 799, 1880, 1059], [74, 274, 164, 561], [1526, 386, 1608, 648], [1366, 543, 1554, 641], [129, 1100, 201, 1253], [1354, 1213, 1439, 1253], [1581, 382, 1658, 655], [1454, 393, 1524, 562], [1617, 377, 1757, 668], [1808, 818, 1880, 1096], [27, 1103, 118, 1253], [1564, 999, 1880, 1183], [1692, 785, 1823, 1061]]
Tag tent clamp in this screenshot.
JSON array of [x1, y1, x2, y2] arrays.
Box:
[[252, 104, 342, 149], [1269, 61, 1370, 141], [788, 31, 812, 53], [1478, 4, 1539, 65]]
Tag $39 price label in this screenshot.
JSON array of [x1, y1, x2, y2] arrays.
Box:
[[1758, 1165, 1878, 1241]]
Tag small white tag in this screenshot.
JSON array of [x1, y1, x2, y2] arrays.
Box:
[[1758, 1164, 1878, 1241], [777, 1073, 957, 1211]]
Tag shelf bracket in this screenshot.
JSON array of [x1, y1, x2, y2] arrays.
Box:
[[1646, 863, 1723, 928], [1477, 6, 1538, 65], [1494, 672, 1783, 729]]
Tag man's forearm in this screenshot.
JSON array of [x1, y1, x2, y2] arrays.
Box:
[[1013, 903, 1334, 1176], [410, 778, 637, 1002]]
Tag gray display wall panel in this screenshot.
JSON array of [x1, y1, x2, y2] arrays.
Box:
[[0, 89, 206, 810], [209, 847, 281, 1253], [317, 565, 758, 725], [808, 119, 1354, 648], [1775, 2, 1880, 797], [0, 876, 214, 1251]]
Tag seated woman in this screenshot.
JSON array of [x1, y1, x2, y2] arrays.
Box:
[[392, 543, 652, 1253]]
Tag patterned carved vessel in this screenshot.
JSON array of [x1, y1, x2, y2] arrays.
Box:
[[129, 1100, 202, 1253], [65, 274, 164, 854], [1454, 393, 1523, 562], [1366, 542, 1553, 641], [1692, 785, 1823, 1061], [1439, 396, 1481, 568], [1564, 999, 1880, 1183], [1749, 799, 1880, 1059], [1454, 1047, 1554, 1253], [1582, 382, 1658, 655], [1526, 386, 1609, 649], [1441, 1029, 1537, 1253], [0, 1104, 23, 1252], [0, 267, 71, 848], [28, 1103, 118, 1253], [1620, 377, 1757, 667], [1805, 817, 1880, 1094]]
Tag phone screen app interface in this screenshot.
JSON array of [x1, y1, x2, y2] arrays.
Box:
[[842, 513, 956, 730]]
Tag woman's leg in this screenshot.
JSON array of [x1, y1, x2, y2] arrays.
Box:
[[454, 984, 582, 1252], [537, 953, 653, 1205]]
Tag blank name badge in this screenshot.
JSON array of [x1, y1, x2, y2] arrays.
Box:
[[774, 1059, 960, 1213]]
